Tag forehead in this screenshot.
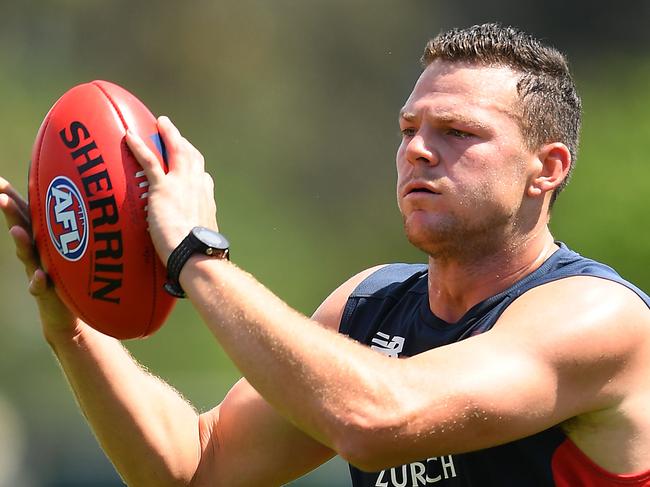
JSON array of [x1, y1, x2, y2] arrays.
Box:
[[400, 60, 521, 123]]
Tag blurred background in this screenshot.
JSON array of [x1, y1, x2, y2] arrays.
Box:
[[0, 1, 648, 485]]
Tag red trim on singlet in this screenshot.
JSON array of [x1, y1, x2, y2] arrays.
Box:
[[552, 438, 650, 486]]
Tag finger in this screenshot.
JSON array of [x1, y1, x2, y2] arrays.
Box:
[[157, 116, 183, 164], [28, 269, 50, 297], [157, 116, 205, 172], [9, 225, 39, 277], [202, 174, 219, 230], [125, 130, 166, 185], [0, 193, 32, 234], [157, 116, 183, 151], [189, 142, 206, 172], [0, 177, 30, 223], [203, 172, 215, 194]]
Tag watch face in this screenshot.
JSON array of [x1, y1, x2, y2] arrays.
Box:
[[192, 227, 229, 250]]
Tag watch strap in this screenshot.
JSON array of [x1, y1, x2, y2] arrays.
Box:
[[163, 232, 198, 298], [163, 228, 230, 298]]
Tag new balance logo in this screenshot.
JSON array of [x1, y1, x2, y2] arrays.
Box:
[[371, 332, 405, 357]]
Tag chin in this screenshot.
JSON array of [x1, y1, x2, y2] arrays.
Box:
[[402, 211, 508, 260], [403, 215, 454, 257]]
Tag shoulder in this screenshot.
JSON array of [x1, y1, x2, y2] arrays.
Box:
[[312, 263, 429, 331], [347, 263, 428, 298], [501, 275, 649, 331], [311, 265, 388, 331]]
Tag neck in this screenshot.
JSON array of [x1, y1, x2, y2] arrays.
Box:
[[427, 228, 558, 323]]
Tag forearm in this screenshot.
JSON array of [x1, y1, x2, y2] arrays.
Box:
[[180, 257, 543, 471], [47, 324, 201, 487], [181, 257, 404, 454]]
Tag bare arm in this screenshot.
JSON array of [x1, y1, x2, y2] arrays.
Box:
[[1, 177, 378, 486], [1, 177, 201, 485], [125, 117, 650, 473], [178, 257, 649, 472], [190, 267, 382, 486]]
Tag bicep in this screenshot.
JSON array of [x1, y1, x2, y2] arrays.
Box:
[[193, 378, 335, 487]]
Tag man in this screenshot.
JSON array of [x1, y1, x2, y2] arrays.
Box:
[[2, 23, 650, 486]]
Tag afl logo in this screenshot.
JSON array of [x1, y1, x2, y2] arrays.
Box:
[[45, 176, 88, 261]]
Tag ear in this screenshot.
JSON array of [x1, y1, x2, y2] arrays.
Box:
[[526, 143, 571, 198]]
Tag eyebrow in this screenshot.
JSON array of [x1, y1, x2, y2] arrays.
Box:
[[399, 110, 417, 122], [398, 109, 490, 132]]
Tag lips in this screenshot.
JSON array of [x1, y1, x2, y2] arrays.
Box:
[[402, 181, 441, 197]]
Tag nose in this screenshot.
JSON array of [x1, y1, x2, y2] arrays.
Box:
[[404, 132, 438, 167]]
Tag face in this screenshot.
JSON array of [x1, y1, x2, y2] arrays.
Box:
[[396, 60, 536, 259]]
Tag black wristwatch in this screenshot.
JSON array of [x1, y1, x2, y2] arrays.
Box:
[[163, 227, 230, 298]]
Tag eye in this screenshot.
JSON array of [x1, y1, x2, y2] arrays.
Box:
[[446, 128, 472, 139], [400, 127, 416, 138]]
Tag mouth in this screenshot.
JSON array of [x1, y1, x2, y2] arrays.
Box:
[[403, 182, 441, 197]]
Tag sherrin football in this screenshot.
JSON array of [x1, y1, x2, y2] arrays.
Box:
[[28, 80, 176, 339]]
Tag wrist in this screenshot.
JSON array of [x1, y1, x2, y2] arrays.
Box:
[[163, 227, 230, 298], [178, 254, 230, 294], [43, 318, 91, 350]]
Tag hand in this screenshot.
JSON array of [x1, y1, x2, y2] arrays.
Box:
[[125, 116, 218, 263], [0, 177, 84, 342]]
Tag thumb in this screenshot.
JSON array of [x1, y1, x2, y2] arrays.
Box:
[[28, 269, 49, 296]]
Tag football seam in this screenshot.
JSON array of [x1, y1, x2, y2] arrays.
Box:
[[91, 81, 160, 338], [33, 111, 93, 327], [91, 81, 130, 131]]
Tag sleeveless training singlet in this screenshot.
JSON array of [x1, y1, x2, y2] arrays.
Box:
[[339, 243, 650, 487]]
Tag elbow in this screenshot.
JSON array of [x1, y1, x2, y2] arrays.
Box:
[[121, 457, 197, 487], [337, 436, 388, 473], [331, 406, 409, 472], [331, 390, 473, 472], [113, 448, 198, 487], [328, 365, 424, 472], [124, 420, 205, 487], [121, 471, 193, 487]]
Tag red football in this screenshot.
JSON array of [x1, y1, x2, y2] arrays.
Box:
[[28, 80, 175, 339]]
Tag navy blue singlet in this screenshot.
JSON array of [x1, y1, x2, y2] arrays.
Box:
[[339, 243, 650, 487]]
